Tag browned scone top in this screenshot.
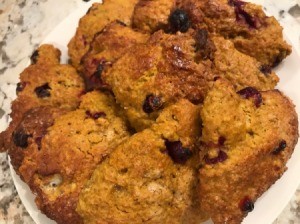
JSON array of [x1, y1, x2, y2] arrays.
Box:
[[132, 0, 176, 33], [198, 79, 298, 224], [211, 34, 279, 91], [68, 0, 139, 70], [103, 30, 215, 131], [8, 107, 67, 179], [177, 0, 291, 66], [77, 99, 205, 224], [0, 44, 84, 152], [81, 21, 149, 91], [12, 91, 130, 224]]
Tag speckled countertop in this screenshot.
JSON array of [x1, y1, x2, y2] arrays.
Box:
[[0, 0, 300, 223]]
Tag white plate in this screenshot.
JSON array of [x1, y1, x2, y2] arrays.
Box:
[[9, 1, 300, 224]]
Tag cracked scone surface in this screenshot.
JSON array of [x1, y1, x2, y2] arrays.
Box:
[[0, 44, 84, 152], [68, 0, 139, 70], [198, 79, 298, 224], [211, 35, 279, 91], [178, 0, 291, 66], [81, 21, 149, 91], [77, 99, 204, 224], [12, 91, 130, 224], [104, 30, 214, 131]]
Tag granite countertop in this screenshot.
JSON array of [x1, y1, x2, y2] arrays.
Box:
[[0, 0, 300, 223]]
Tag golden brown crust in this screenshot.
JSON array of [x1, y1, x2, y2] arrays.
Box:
[[211, 35, 279, 91], [104, 30, 214, 131], [81, 21, 149, 91], [0, 44, 84, 152], [12, 91, 130, 224], [199, 79, 299, 224], [8, 107, 67, 180], [178, 0, 291, 66], [68, 0, 139, 70], [133, 0, 176, 33], [77, 99, 204, 224]]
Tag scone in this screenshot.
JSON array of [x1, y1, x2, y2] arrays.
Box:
[[103, 30, 214, 131], [198, 79, 298, 224], [81, 21, 149, 91], [0, 44, 84, 152], [10, 91, 130, 224], [177, 0, 291, 66], [77, 99, 205, 224], [210, 34, 279, 91], [8, 106, 67, 179], [68, 0, 139, 70]]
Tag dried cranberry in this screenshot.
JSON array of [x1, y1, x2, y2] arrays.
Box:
[[16, 82, 27, 93], [165, 140, 192, 164], [85, 60, 112, 91], [237, 87, 262, 107], [259, 65, 272, 75], [169, 9, 190, 33], [229, 0, 260, 29], [272, 140, 287, 155], [13, 130, 32, 148], [142, 94, 163, 113], [204, 150, 228, 165], [272, 51, 286, 67], [86, 111, 106, 119], [239, 196, 254, 212], [35, 83, 51, 98], [35, 136, 43, 150], [218, 136, 226, 146], [30, 49, 39, 64]]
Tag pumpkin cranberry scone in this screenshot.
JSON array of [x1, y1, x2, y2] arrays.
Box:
[[177, 0, 291, 67], [103, 30, 215, 131], [68, 0, 139, 70], [77, 99, 206, 224], [0, 44, 84, 152], [81, 21, 149, 91], [8, 91, 130, 224], [198, 79, 298, 224]]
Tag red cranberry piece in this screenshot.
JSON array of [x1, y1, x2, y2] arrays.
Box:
[[35, 83, 51, 98], [272, 140, 287, 155], [204, 150, 228, 165], [143, 94, 163, 113], [237, 87, 262, 107], [12, 130, 32, 148], [30, 49, 39, 64], [218, 136, 226, 146], [239, 196, 254, 212], [16, 82, 27, 93], [86, 111, 106, 120], [165, 140, 192, 164], [229, 0, 260, 29], [35, 136, 43, 150], [85, 61, 111, 91], [169, 9, 190, 33], [259, 65, 272, 75]]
